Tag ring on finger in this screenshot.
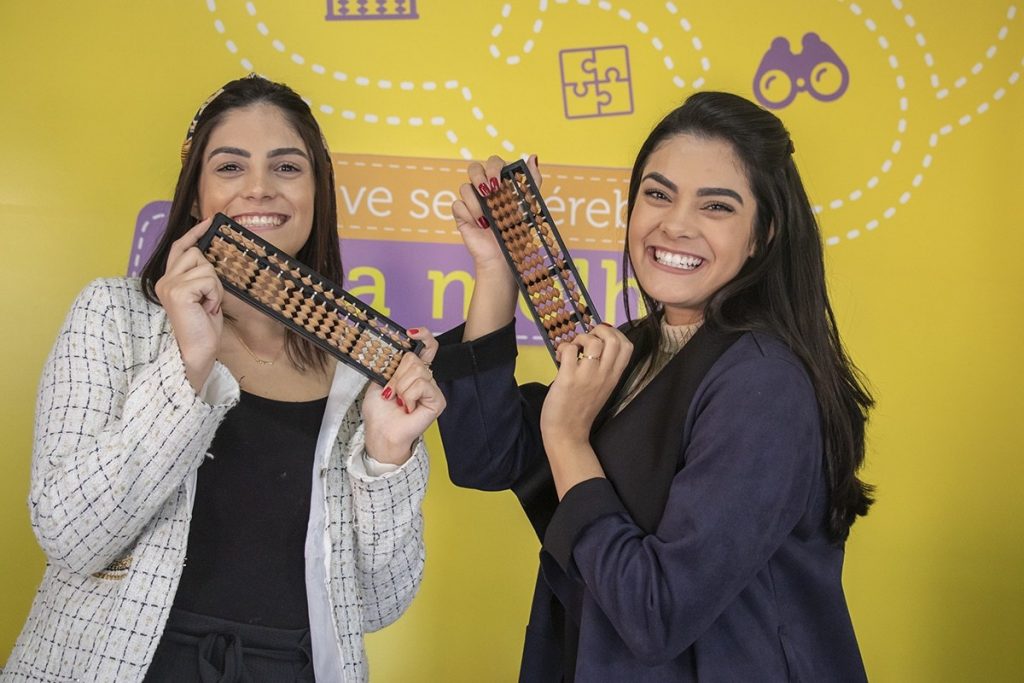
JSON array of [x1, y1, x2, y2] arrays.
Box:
[[577, 353, 601, 361]]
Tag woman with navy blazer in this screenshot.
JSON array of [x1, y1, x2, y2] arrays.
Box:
[[426, 92, 874, 681]]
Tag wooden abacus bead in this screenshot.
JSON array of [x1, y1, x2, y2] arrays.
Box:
[[283, 292, 301, 315], [331, 324, 355, 352], [382, 354, 401, 379]]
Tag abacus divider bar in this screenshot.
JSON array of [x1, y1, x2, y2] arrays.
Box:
[[220, 238, 412, 358], [217, 277, 395, 385], [206, 213, 417, 351], [205, 218, 421, 377], [213, 214, 368, 326], [477, 178, 586, 361], [198, 216, 226, 252], [211, 233, 374, 340], [501, 163, 602, 328], [473, 186, 563, 362]]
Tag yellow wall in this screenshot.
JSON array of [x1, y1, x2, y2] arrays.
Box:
[[1, 2, 1022, 680]]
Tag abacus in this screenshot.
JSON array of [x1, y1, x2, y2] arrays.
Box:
[[198, 213, 421, 384], [476, 160, 601, 361]]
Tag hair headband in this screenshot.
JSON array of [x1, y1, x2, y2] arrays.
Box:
[[178, 73, 331, 166], [180, 73, 262, 165]]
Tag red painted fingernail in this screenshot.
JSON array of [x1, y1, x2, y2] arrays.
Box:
[[477, 216, 490, 229], [407, 328, 420, 335], [396, 397, 405, 408], [478, 183, 490, 196], [382, 387, 393, 400], [490, 177, 500, 192]]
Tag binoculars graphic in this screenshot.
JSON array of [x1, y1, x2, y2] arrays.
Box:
[[753, 33, 850, 110]]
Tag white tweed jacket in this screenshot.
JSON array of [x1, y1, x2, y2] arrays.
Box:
[[2, 278, 428, 682]]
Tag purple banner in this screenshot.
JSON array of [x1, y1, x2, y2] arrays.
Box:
[[339, 239, 640, 345]]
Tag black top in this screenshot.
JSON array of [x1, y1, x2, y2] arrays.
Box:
[[434, 323, 866, 681], [173, 389, 327, 628]]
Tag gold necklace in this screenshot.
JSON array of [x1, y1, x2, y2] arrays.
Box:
[[228, 324, 283, 367]]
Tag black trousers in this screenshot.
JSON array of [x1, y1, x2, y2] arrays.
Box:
[[143, 608, 315, 682]]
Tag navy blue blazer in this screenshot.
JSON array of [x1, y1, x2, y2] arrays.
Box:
[[434, 322, 867, 682]]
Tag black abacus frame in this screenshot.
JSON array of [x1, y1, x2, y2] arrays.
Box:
[[475, 159, 602, 361], [198, 213, 422, 385]]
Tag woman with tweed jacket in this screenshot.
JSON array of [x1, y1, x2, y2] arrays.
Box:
[[2, 75, 443, 682]]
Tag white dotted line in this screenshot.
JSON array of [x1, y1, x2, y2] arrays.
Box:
[[930, 55, 1024, 147], [488, 2, 539, 66], [345, 224, 460, 237], [133, 211, 167, 270], [334, 159, 470, 174], [826, 57, 1023, 247], [209, 2, 518, 159], [238, 2, 468, 152], [487, 0, 710, 89], [334, 160, 627, 246], [830, 1, 1021, 246], [890, 0, 1018, 99], [820, 1, 907, 220], [548, 174, 629, 184], [663, 1, 711, 88], [342, 222, 619, 247]]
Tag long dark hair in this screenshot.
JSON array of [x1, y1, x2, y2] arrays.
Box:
[[623, 91, 874, 542], [140, 75, 341, 372]]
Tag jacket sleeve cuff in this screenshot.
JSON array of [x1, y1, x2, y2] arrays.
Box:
[[542, 477, 626, 574], [431, 320, 518, 381], [346, 433, 424, 481], [198, 360, 240, 407]]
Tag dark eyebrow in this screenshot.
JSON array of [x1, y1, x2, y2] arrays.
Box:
[[642, 171, 677, 193], [207, 146, 250, 160], [642, 172, 745, 205], [268, 147, 309, 159], [206, 147, 309, 160], [697, 187, 744, 205]]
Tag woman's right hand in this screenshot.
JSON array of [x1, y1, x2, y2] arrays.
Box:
[[452, 154, 541, 340], [451, 153, 541, 272], [153, 217, 225, 393]]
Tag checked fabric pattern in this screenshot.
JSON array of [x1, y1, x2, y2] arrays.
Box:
[[2, 278, 427, 682]]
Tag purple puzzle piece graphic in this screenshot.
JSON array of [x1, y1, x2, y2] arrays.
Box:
[[753, 32, 849, 110], [325, 0, 419, 21], [127, 200, 172, 276], [560, 45, 634, 119]]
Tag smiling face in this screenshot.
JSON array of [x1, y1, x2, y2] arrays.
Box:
[[627, 134, 757, 325], [197, 103, 316, 256]]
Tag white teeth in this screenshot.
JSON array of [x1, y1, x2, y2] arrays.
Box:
[[234, 214, 285, 228], [653, 248, 703, 270]]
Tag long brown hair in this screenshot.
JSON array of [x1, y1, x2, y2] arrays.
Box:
[[623, 92, 874, 543], [140, 76, 341, 372]]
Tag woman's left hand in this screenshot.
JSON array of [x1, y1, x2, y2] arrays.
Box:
[[362, 328, 445, 465], [540, 325, 633, 495]]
